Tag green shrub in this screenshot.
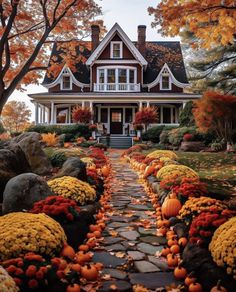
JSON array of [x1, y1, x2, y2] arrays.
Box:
[[211, 139, 226, 151], [160, 130, 169, 145], [50, 151, 67, 168], [144, 126, 165, 143], [151, 143, 167, 150], [63, 133, 75, 142], [27, 124, 91, 139], [80, 141, 97, 148], [179, 101, 195, 127], [0, 122, 5, 134], [168, 126, 197, 146]]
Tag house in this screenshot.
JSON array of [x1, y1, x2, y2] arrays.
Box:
[[29, 23, 199, 136]]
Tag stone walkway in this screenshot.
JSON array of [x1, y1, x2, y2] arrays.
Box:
[[93, 152, 179, 291]]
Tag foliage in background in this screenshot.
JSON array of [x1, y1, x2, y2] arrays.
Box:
[[1, 101, 31, 133], [0, 0, 104, 114], [179, 101, 195, 127], [134, 107, 158, 131], [148, 1, 236, 48], [193, 91, 236, 143], [41, 133, 58, 147], [72, 106, 92, 124]]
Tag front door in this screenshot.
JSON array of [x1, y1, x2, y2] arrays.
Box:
[[110, 108, 123, 134]]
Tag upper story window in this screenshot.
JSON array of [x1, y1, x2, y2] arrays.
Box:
[[160, 68, 171, 90], [111, 41, 123, 59]]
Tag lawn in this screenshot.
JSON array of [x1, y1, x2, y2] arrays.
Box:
[[176, 151, 236, 198]]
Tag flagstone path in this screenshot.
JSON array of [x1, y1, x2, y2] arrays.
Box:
[[94, 152, 179, 291]]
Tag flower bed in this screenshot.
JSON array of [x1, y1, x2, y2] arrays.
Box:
[[123, 146, 236, 291]]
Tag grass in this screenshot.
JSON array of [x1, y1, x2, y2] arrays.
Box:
[[176, 151, 236, 198]]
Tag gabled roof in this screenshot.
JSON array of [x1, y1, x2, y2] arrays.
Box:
[[86, 23, 148, 67]]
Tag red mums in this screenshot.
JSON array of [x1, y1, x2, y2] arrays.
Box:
[[30, 196, 80, 223], [72, 106, 92, 124]]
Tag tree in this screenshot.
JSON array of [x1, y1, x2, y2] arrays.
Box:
[[0, 1, 104, 114], [181, 30, 236, 95], [134, 107, 158, 131], [2, 100, 31, 132], [148, 1, 236, 49], [72, 106, 92, 124], [193, 91, 236, 144], [179, 101, 195, 127]]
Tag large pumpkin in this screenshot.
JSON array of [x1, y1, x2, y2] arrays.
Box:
[[143, 165, 155, 178], [162, 195, 182, 218]]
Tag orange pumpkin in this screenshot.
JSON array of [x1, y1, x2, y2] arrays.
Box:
[[178, 237, 188, 247], [167, 238, 178, 247], [70, 264, 81, 273], [162, 196, 182, 218], [89, 224, 101, 232], [161, 247, 170, 257], [210, 281, 227, 292], [75, 252, 91, 265], [79, 244, 89, 252], [81, 264, 98, 281], [61, 245, 75, 260], [93, 230, 102, 238], [173, 266, 187, 280], [170, 244, 180, 254], [143, 165, 155, 178], [185, 273, 197, 286], [167, 254, 178, 267], [66, 284, 81, 292], [101, 165, 110, 177], [189, 283, 203, 292]]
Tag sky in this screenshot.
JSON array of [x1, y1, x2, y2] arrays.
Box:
[[9, 0, 178, 120]]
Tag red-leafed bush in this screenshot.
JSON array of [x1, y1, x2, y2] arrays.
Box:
[[172, 178, 207, 198], [129, 152, 146, 162], [183, 133, 194, 141], [72, 106, 92, 124], [30, 196, 80, 223], [89, 124, 97, 131], [87, 168, 100, 185], [189, 210, 235, 246], [134, 107, 158, 131], [88, 147, 107, 168]]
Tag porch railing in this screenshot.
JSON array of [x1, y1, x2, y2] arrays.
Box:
[[94, 83, 140, 92]]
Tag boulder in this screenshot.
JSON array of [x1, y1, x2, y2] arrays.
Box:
[[18, 136, 52, 174], [179, 141, 205, 152], [12, 131, 41, 143], [2, 173, 52, 214], [55, 157, 87, 181]]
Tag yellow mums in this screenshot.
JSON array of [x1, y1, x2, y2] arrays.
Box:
[[156, 164, 199, 181], [147, 150, 178, 160], [209, 217, 236, 279], [178, 197, 227, 225], [81, 157, 96, 168], [0, 213, 66, 260], [0, 266, 19, 292], [48, 176, 96, 205]]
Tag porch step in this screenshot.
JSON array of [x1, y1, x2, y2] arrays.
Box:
[[98, 136, 133, 149]]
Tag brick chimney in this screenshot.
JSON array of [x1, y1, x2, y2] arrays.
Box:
[[137, 25, 146, 56], [91, 25, 100, 51]]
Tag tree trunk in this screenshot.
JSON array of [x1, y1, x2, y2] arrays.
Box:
[[0, 90, 10, 116]]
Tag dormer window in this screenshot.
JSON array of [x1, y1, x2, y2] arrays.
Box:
[[160, 68, 171, 90], [111, 41, 123, 59], [61, 75, 72, 90]]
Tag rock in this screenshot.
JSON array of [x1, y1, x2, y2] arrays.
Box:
[[103, 237, 123, 246], [137, 243, 163, 255], [92, 251, 127, 268], [12, 132, 41, 143], [120, 231, 140, 241], [148, 256, 169, 271], [128, 204, 149, 211], [18, 136, 51, 175], [2, 173, 52, 214], [99, 280, 131, 292], [129, 272, 181, 289], [140, 236, 167, 246], [179, 141, 205, 152], [56, 157, 87, 181], [173, 223, 189, 238], [127, 251, 145, 260], [138, 227, 156, 236], [105, 244, 126, 251], [134, 261, 160, 273], [102, 269, 128, 280]]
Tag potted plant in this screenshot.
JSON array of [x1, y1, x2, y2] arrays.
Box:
[[134, 123, 144, 138]]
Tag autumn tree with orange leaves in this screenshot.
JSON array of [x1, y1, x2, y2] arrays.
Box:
[[148, 1, 236, 49], [193, 91, 236, 144], [134, 107, 158, 132], [2, 100, 31, 133], [0, 0, 104, 114]]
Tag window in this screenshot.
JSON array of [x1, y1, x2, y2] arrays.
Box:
[[107, 69, 116, 83], [61, 75, 71, 90], [161, 76, 170, 90], [118, 69, 127, 83], [101, 108, 108, 123], [163, 107, 171, 123], [111, 111, 122, 122], [98, 69, 105, 83], [125, 108, 133, 123], [111, 42, 122, 58], [129, 70, 135, 83]]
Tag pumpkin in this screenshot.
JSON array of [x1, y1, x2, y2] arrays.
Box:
[[162, 195, 182, 218], [143, 165, 155, 178], [93, 230, 102, 238], [89, 224, 101, 232], [61, 245, 75, 260], [178, 237, 188, 247], [79, 244, 89, 252], [184, 274, 197, 286], [101, 165, 110, 177], [161, 247, 170, 257], [167, 238, 178, 247], [81, 264, 99, 281], [70, 264, 81, 273], [189, 283, 203, 292], [210, 281, 227, 292], [75, 252, 91, 265], [174, 266, 187, 280], [170, 244, 180, 254], [159, 226, 168, 236], [167, 254, 178, 267], [66, 283, 81, 292]]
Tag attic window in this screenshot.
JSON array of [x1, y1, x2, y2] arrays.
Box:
[[111, 41, 123, 59], [160, 68, 171, 90], [61, 75, 72, 90]]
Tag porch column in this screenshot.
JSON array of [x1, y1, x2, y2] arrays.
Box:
[[69, 105, 72, 124], [147, 101, 150, 107], [82, 101, 85, 108], [98, 106, 101, 122], [132, 107, 135, 122], [123, 107, 125, 135], [50, 101, 54, 124], [89, 101, 93, 123], [35, 103, 39, 125], [182, 101, 187, 109], [139, 101, 143, 110], [42, 106, 46, 124]]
